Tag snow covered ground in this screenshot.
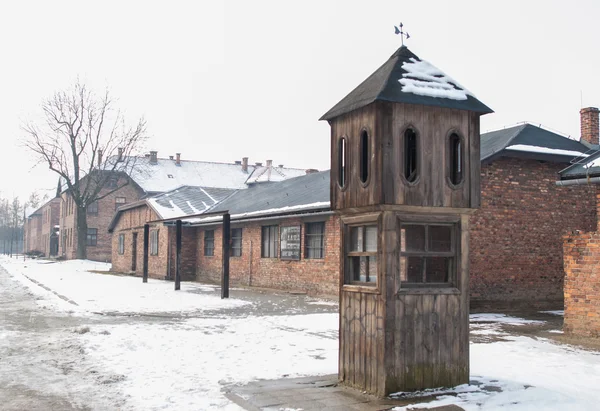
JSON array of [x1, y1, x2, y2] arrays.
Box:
[[2, 256, 600, 410]]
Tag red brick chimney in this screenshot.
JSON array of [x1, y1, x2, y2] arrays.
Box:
[[241, 157, 248, 173], [581, 107, 599, 145], [176, 153, 181, 166], [97, 150, 103, 167]]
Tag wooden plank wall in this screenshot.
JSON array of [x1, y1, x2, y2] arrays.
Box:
[[330, 104, 381, 210], [339, 290, 385, 395], [331, 102, 481, 211], [384, 212, 470, 392]]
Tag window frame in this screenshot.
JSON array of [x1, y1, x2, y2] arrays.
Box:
[[87, 201, 98, 215], [447, 130, 465, 188], [87, 228, 98, 247], [341, 213, 381, 293], [115, 196, 126, 211], [261, 225, 278, 258], [231, 228, 242, 257], [304, 221, 325, 259], [118, 233, 125, 255], [359, 128, 371, 187], [401, 125, 420, 185], [397, 215, 461, 292], [150, 229, 159, 256], [204, 229, 215, 257], [338, 136, 349, 190]]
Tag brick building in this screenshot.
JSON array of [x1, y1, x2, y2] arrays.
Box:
[[24, 197, 61, 256], [110, 171, 338, 296], [24, 207, 42, 254], [471, 121, 597, 308], [558, 108, 600, 336], [107, 124, 597, 304], [60, 151, 306, 262]]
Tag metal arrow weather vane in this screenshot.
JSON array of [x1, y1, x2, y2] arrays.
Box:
[[394, 22, 410, 46]]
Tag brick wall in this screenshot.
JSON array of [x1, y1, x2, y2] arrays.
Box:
[[470, 157, 597, 307], [24, 215, 43, 254], [581, 107, 599, 145], [167, 226, 198, 281], [59, 179, 144, 262], [196, 215, 340, 296], [86, 182, 144, 262], [40, 198, 60, 256], [59, 192, 78, 260], [563, 228, 600, 337], [111, 204, 170, 279]]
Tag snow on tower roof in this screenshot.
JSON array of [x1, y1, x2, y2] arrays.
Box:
[[320, 46, 492, 121]]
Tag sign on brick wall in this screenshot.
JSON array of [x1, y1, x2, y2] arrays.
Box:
[[280, 225, 301, 260]]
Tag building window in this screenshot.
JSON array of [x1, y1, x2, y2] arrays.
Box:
[[305, 222, 325, 259], [400, 223, 457, 286], [115, 197, 126, 211], [231, 228, 242, 257], [261, 225, 278, 258], [345, 225, 378, 285], [448, 133, 463, 186], [107, 177, 118, 188], [87, 228, 98, 246], [118, 234, 125, 255], [204, 230, 215, 256], [338, 137, 347, 189], [404, 127, 418, 183], [87, 201, 98, 214], [359, 130, 369, 184], [150, 230, 159, 256]]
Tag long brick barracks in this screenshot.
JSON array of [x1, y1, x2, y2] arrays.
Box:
[[23, 97, 600, 312]]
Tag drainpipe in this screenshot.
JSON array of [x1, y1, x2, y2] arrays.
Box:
[[555, 177, 600, 186]]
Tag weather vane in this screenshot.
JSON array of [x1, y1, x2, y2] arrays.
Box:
[[394, 22, 410, 46]]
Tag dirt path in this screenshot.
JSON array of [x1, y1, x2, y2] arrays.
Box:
[[0, 264, 124, 410]]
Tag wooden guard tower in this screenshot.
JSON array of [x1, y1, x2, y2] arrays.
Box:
[[320, 45, 492, 396]]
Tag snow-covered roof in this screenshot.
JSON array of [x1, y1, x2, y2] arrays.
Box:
[[246, 165, 306, 184], [147, 186, 236, 220], [481, 123, 590, 163], [124, 157, 307, 193], [180, 170, 331, 225], [25, 205, 40, 219], [505, 145, 589, 158], [320, 46, 492, 121]]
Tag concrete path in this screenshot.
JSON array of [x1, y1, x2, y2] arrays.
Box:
[[225, 375, 465, 411]]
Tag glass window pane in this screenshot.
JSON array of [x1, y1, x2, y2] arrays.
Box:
[[425, 257, 452, 283], [402, 256, 423, 283], [403, 225, 425, 252], [429, 225, 452, 252], [350, 227, 363, 252], [365, 226, 377, 252], [367, 256, 377, 284]]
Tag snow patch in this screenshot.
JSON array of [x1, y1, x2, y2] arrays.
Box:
[[399, 58, 472, 101], [506, 144, 587, 157]]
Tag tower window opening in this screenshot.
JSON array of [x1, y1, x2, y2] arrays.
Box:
[[404, 128, 418, 183]]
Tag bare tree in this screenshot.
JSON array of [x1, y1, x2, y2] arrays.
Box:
[[23, 82, 147, 259], [28, 191, 42, 209]]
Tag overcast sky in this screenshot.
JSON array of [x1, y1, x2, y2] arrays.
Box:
[[2, 0, 600, 201]]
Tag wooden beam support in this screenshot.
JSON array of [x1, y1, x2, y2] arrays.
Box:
[[175, 219, 182, 291], [142, 224, 149, 283], [221, 213, 230, 299]]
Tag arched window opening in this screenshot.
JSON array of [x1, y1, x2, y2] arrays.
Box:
[[449, 133, 463, 185], [404, 128, 418, 183], [338, 137, 347, 188], [360, 130, 369, 184]]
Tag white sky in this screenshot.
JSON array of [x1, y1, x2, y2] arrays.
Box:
[[2, 0, 600, 201]]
